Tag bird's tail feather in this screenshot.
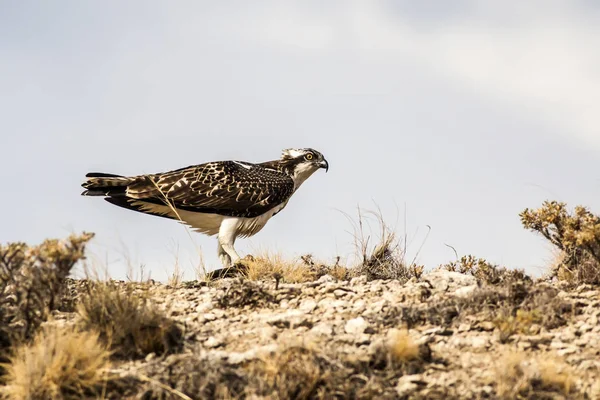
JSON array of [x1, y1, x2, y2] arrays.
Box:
[[81, 172, 133, 196]]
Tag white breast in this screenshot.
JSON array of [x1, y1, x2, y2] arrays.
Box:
[[233, 202, 287, 238], [132, 200, 286, 238]]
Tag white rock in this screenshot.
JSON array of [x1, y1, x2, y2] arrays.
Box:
[[204, 337, 224, 348], [317, 274, 335, 283], [350, 276, 367, 285], [345, 317, 369, 335], [310, 322, 334, 336], [454, 285, 478, 298], [396, 375, 423, 397], [421, 269, 478, 294], [195, 301, 213, 313], [202, 312, 217, 321], [299, 299, 317, 313]]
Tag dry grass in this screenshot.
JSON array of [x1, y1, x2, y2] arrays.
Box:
[[494, 309, 542, 343], [0, 325, 111, 400], [387, 328, 420, 364], [77, 281, 183, 359], [495, 351, 577, 399], [242, 252, 317, 283], [345, 206, 426, 282]]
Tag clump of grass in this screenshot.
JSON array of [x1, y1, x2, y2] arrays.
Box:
[[243, 252, 316, 283], [387, 328, 421, 363], [495, 351, 577, 399], [0, 325, 111, 400], [369, 328, 431, 375], [0, 233, 93, 374], [346, 207, 426, 282], [494, 308, 542, 343], [77, 281, 183, 359], [521, 201, 600, 285]]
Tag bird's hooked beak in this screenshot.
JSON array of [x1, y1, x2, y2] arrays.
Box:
[[319, 158, 329, 172]]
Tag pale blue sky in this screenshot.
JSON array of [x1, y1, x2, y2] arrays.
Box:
[[2, 1, 599, 280]]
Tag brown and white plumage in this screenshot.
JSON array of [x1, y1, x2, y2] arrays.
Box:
[[81, 148, 328, 267]]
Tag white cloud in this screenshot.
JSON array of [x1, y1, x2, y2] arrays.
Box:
[[205, 1, 600, 149], [347, 1, 600, 149]]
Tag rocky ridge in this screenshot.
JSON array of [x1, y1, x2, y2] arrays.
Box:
[[54, 269, 600, 399]]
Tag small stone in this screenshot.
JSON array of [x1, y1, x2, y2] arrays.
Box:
[[477, 321, 495, 331], [204, 337, 224, 348], [396, 375, 424, 397], [454, 285, 478, 298], [299, 299, 317, 312], [350, 276, 367, 285], [310, 323, 334, 336], [345, 317, 369, 335], [556, 346, 578, 356], [202, 313, 217, 321], [317, 274, 335, 283], [195, 301, 213, 313], [470, 336, 490, 350]]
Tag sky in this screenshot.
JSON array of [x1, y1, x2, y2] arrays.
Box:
[[1, 1, 599, 280]]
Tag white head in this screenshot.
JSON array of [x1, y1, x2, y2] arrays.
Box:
[[280, 148, 328, 188]]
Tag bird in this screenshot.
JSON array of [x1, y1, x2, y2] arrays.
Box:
[[81, 148, 328, 268]]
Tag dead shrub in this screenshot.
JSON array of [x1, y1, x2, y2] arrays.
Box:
[[0, 325, 111, 400], [77, 281, 183, 359], [521, 201, 600, 285], [0, 233, 93, 374]]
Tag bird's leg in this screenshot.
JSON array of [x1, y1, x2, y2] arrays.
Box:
[[217, 242, 232, 268], [218, 219, 241, 266]]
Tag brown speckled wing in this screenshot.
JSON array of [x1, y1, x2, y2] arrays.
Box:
[[125, 161, 294, 218]]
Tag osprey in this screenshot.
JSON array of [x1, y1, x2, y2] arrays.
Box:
[[81, 148, 328, 268]]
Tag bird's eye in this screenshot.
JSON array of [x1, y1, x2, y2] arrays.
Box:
[[305, 154, 314, 160]]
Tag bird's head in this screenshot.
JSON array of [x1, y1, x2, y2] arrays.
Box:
[[280, 148, 328, 187]]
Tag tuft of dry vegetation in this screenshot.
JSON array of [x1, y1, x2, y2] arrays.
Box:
[[0, 325, 111, 400], [77, 281, 183, 359], [386, 328, 421, 364], [495, 351, 577, 399], [521, 200, 600, 285], [348, 208, 425, 282], [0, 233, 93, 375], [242, 252, 317, 283]]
